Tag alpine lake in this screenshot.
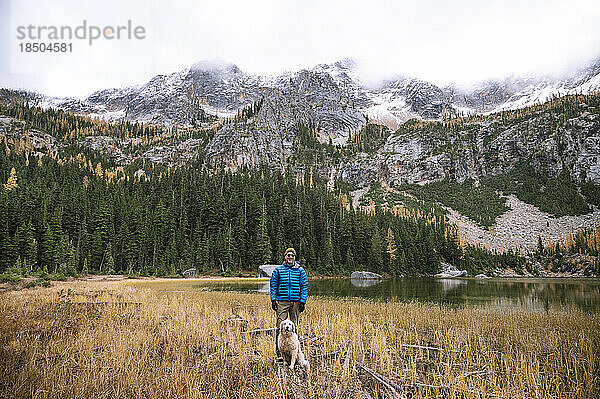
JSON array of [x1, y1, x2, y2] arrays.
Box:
[[145, 276, 600, 312]]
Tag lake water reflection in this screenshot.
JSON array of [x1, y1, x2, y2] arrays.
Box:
[[181, 277, 600, 312]]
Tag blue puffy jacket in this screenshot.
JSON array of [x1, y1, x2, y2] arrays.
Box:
[[270, 261, 308, 304]]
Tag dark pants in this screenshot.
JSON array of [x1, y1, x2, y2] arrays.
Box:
[[275, 300, 300, 353]]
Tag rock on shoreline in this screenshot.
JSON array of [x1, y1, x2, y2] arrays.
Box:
[[435, 262, 468, 278], [350, 271, 383, 279]]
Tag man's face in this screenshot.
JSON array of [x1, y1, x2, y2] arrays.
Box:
[[285, 252, 295, 264]]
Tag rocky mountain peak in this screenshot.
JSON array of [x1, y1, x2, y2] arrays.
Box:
[[3, 56, 600, 181], [189, 60, 243, 77]]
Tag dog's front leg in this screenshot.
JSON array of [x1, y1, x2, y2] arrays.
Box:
[[289, 351, 297, 370]]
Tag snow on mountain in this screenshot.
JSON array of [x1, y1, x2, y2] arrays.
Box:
[[310, 60, 450, 128], [4, 56, 600, 134], [490, 60, 600, 112], [3, 56, 600, 195], [577, 72, 600, 93]]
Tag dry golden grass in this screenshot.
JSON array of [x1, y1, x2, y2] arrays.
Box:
[[0, 279, 599, 398]]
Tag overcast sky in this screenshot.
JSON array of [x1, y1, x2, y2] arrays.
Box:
[[1, 0, 600, 97]]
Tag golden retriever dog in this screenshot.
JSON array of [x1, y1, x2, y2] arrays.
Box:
[[278, 319, 310, 373]]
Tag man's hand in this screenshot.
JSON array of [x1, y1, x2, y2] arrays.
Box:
[[271, 300, 277, 311], [299, 302, 305, 313]]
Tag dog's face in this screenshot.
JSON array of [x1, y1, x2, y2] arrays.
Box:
[[280, 319, 295, 336]]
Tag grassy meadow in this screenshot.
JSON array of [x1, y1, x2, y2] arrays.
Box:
[[0, 278, 599, 398]]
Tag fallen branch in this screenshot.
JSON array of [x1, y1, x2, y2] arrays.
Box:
[[241, 327, 277, 334], [400, 343, 443, 351], [402, 382, 449, 390], [452, 369, 491, 382], [359, 365, 405, 398], [401, 381, 497, 397], [72, 302, 142, 307], [221, 314, 248, 323], [400, 343, 462, 354]]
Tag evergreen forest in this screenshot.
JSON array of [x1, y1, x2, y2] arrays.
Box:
[[1, 92, 599, 280]]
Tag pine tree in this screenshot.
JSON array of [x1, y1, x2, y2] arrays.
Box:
[[0, 193, 10, 272], [90, 202, 110, 271], [125, 215, 141, 274], [105, 241, 115, 273], [197, 233, 210, 272], [37, 221, 53, 273], [223, 225, 233, 273], [15, 222, 34, 271], [14, 256, 24, 275], [47, 209, 65, 273], [65, 239, 77, 277], [537, 235, 545, 256], [324, 230, 335, 273], [82, 256, 89, 275], [370, 227, 383, 274], [0, 226, 16, 272], [75, 216, 89, 272], [256, 201, 272, 264], [398, 250, 407, 276], [56, 233, 70, 274]]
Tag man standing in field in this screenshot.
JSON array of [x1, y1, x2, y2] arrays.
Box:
[[270, 247, 308, 356]]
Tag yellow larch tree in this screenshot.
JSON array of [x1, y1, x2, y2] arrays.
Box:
[[4, 167, 18, 191]]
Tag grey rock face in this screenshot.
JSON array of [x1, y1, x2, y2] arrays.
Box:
[[382, 79, 450, 119], [205, 123, 294, 171], [338, 155, 380, 188], [444, 79, 523, 112], [55, 61, 265, 126], [76, 135, 202, 167], [0, 116, 59, 153], [378, 136, 454, 185], [275, 70, 367, 144], [143, 138, 203, 166], [574, 135, 600, 182], [338, 106, 600, 188], [186, 61, 264, 112], [3, 57, 600, 186], [7, 55, 600, 130], [80, 136, 129, 163], [205, 70, 368, 169]]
